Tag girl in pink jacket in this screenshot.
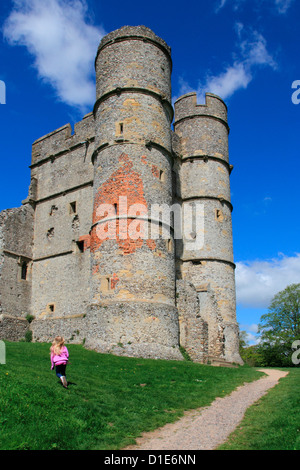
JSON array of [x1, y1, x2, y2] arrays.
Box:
[[50, 336, 69, 388]]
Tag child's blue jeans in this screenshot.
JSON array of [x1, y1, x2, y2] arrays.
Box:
[[55, 364, 67, 378]]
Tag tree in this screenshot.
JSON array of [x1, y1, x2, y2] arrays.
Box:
[[257, 283, 300, 366], [239, 330, 265, 367], [239, 329, 249, 352]]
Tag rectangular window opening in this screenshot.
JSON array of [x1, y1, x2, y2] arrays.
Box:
[[119, 123, 124, 134], [158, 220, 163, 236], [76, 240, 85, 253], [21, 262, 28, 280], [215, 209, 224, 221], [47, 304, 55, 313], [69, 201, 77, 214], [159, 170, 165, 182]]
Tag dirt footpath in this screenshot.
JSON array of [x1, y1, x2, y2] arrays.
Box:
[[124, 369, 289, 450]]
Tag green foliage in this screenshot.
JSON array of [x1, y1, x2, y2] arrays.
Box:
[[24, 330, 32, 343], [240, 284, 300, 367], [257, 283, 300, 367], [179, 346, 192, 361], [259, 283, 300, 343], [218, 369, 300, 450], [240, 345, 263, 367], [239, 330, 249, 351], [26, 315, 35, 324], [0, 342, 262, 450]]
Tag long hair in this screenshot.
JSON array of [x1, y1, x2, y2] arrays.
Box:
[[50, 336, 65, 356]]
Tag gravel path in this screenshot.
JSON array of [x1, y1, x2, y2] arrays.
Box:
[[124, 368, 289, 450]]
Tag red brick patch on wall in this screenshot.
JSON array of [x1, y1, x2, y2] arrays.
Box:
[[90, 153, 156, 255]]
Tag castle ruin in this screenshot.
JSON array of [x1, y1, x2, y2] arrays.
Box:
[[0, 26, 242, 364]]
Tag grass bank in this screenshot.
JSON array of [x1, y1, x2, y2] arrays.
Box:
[[218, 368, 300, 450], [0, 342, 262, 450]]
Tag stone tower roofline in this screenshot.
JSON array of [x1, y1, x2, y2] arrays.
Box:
[[95, 25, 172, 68], [174, 92, 229, 133]]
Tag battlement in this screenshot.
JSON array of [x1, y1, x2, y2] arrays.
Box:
[[97, 25, 171, 59], [31, 112, 95, 166], [174, 92, 228, 126]]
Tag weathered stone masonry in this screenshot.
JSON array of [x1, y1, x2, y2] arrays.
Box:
[[0, 26, 242, 364]]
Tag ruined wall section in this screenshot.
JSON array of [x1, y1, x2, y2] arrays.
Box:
[[0, 204, 34, 339], [176, 279, 208, 362], [174, 92, 242, 364], [30, 113, 95, 342]]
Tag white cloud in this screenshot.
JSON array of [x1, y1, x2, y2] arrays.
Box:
[[201, 62, 251, 101], [215, 0, 228, 12], [236, 253, 300, 309], [178, 25, 277, 102], [215, 0, 246, 12], [215, 0, 245, 12], [238, 27, 277, 69], [205, 27, 276, 100], [239, 324, 260, 345], [246, 332, 260, 345], [3, 0, 105, 110], [242, 324, 259, 333], [274, 0, 294, 13], [216, 0, 294, 14]]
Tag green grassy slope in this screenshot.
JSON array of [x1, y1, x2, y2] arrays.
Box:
[[218, 368, 300, 450], [0, 342, 263, 450]]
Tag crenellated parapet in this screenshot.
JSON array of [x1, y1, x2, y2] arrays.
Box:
[[174, 92, 228, 129], [174, 93, 229, 163], [31, 112, 95, 167]]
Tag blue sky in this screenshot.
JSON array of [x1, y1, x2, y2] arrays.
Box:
[[0, 0, 299, 345]]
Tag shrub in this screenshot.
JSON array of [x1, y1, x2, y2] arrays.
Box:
[[25, 330, 33, 342], [26, 314, 35, 324]]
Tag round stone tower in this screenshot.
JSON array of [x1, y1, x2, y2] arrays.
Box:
[[87, 26, 181, 360], [174, 92, 242, 364]]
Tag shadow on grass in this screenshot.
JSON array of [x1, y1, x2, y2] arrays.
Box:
[[56, 380, 77, 387]]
